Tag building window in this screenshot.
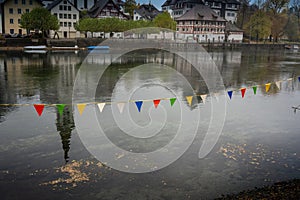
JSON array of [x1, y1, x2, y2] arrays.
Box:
[[68, 22, 71, 27], [63, 0, 67, 4], [22, 0, 26, 5], [59, 13, 63, 18], [64, 6, 67, 10], [68, 14, 71, 19], [10, 29, 14, 34], [29, 0, 32, 5], [10, 19, 14, 24], [15, 0, 18, 4], [64, 22, 67, 27], [60, 22, 63, 26], [73, 14, 77, 19], [73, 22, 76, 27], [59, 5, 63, 10], [9, 8, 13, 14], [18, 8, 21, 14], [68, 6, 71, 11], [18, 19, 21, 24], [54, 13, 57, 17], [64, 14, 67, 19], [26, 9, 29, 13]]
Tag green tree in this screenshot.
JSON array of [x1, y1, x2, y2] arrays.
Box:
[[153, 12, 176, 30], [285, 14, 299, 41], [20, 7, 59, 37], [124, 0, 137, 19], [245, 10, 272, 41]]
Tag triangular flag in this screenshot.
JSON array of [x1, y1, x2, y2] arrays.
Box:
[[170, 98, 176, 106], [298, 76, 300, 82], [97, 103, 105, 112], [34, 104, 45, 116], [77, 104, 86, 115], [241, 88, 246, 98], [135, 101, 143, 112], [117, 103, 125, 113], [227, 91, 233, 99], [186, 96, 193, 106], [153, 99, 160, 108], [275, 81, 281, 90], [252, 86, 257, 95], [200, 94, 207, 104], [56, 104, 66, 116], [265, 83, 271, 92]]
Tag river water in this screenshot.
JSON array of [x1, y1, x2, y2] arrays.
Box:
[[0, 48, 299, 199]]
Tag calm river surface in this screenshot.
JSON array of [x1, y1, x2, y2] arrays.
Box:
[[0, 48, 299, 199]]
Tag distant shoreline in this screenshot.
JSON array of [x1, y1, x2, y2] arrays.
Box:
[[0, 38, 295, 51]]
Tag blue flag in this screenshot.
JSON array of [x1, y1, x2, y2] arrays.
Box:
[[227, 91, 233, 99], [298, 76, 300, 82], [135, 101, 143, 112]]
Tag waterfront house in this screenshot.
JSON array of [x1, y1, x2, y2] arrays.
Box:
[[225, 21, 243, 42], [175, 4, 227, 43], [88, 0, 128, 19], [162, 0, 240, 22], [133, 3, 161, 21], [47, 0, 80, 38], [0, 0, 43, 35]]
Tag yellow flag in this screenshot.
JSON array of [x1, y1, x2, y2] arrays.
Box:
[[186, 96, 193, 106], [265, 83, 271, 92], [77, 103, 87, 115]]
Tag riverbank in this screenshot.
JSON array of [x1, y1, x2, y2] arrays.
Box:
[[0, 38, 292, 51], [216, 179, 300, 199]]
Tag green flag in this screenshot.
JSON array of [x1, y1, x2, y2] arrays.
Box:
[[252, 86, 257, 95], [56, 104, 66, 116], [170, 98, 176, 106]]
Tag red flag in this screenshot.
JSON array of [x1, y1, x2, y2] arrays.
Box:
[[34, 104, 45, 116], [153, 99, 161, 108], [241, 88, 246, 98]]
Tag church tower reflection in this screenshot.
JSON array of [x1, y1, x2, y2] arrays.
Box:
[[56, 106, 75, 163]]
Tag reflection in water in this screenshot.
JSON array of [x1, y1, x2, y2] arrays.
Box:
[[56, 106, 74, 163], [0, 49, 299, 199]]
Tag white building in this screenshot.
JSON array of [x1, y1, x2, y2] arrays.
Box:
[[162, 0, 240, 23], [175, 4, 227, 43], [47, 0, 80, 38]]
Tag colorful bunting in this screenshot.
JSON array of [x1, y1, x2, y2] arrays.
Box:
[[77, 104, 86, 115], [252, 86, 257, 95], [241, 88, 246, 98], [117, 103, 125, 113], [153, 99, 160, 108], [265, 83, 271, 92], [200, 94, 207, 104], [97, 103, 105, 112], [135, 101, 143, 112], [275, 81, 281, 90], [227, 91, 233, 99], [170, 98, 176, 106], [186, 96, 193, 106], [34, 104, 45, 116], [56, 104, 66, 116]]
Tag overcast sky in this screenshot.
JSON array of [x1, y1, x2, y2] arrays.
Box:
[[138, 0, 165, 10]]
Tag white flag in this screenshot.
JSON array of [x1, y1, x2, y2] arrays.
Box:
[[117, 103, 125, 113], [200, 94, 207, 104], [97, 103, 105, 112]]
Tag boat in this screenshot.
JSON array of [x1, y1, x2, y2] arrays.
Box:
[[87, 46, 110, 50], [24, 50, 47, 54], [285, 44, 299, 50], [23, 45, 47, 50], [51, 45, 81, 51]]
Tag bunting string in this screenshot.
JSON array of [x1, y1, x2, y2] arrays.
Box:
[[0, 76, 299, 116]]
